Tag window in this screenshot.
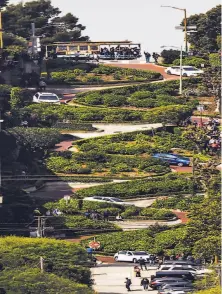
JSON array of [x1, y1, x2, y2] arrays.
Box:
[[80, 46, 88, 51], [69, 46, 78, 51], [94, 196, 102, 200], [90, 46, 98, 50], [161, 267, 170, 270], [35, 94, 39, 98], [57, 46, 67, 51], [39, 95, 58, 101], [184, 67, 197, 71]]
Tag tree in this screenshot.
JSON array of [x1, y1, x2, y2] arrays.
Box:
[[0, 268, 94, 294], [0, 0, 8, 9], [160, 49, 181, 64], [2, 1, 88, 44], [201, 66, 221, 112], [183, 5, 221, 53]]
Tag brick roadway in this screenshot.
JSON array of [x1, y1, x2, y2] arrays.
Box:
[[54, 140, 73, 151], [107, 63, 180, 80]]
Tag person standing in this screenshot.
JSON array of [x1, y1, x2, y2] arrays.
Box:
[[144, 51, 151, 63], [125, 277, 132, 291], [141, 278, 149, 291], [139, 257, 147, 270]]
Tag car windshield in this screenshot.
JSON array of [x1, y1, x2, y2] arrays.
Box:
[[133, 251, 147, 255], [40, 96, 58, 101], [110, 198, 123, 202]]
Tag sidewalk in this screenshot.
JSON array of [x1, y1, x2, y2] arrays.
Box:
[[91, 264, 158, 294]]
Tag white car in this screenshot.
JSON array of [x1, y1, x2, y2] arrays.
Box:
[[114, 250, 150, 263], [165, 66, 204, 77], [158, 264, 212, 275], [83, 196, 133, 206], [33, 92, 60, 104]]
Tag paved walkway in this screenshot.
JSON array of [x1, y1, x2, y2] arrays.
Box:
[[91, 264, 159, 294]]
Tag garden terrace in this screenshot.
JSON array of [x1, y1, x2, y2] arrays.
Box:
[[81, 225, 187, 255], [44, 199, 177, 221], [44, 64, 162, 85], [74, 174, 194, 199], [74, 129, 195, 156], [22, 104, 193, 124], [45, 151, 171, 177]]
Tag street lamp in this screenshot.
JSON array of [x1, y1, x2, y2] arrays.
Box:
[[161, 5, 188, 52], [161, 45, 183, 95]]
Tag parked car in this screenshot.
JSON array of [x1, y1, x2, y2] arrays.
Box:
[[33, 92, 60, 104], [149, 277, 190, 290], [165, 66, 204, 77], [114, 251, 150, 263], [152, 153, 190, 167], [83, 196, 133, 206], [162, 260, 197, 267], [158, 264, 211, 275], [159, 290, 193, 294], [158, 286, 194, 294], [155, 271, 195, 281]]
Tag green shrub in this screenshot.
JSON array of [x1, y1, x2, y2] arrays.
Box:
[[10, 87, 32, 109], [75, 175, 193, 199], [173, 57, 207, 68], [209, 53, 221, 67], [121, 206, 142, 218], [8, 127, 62, 151], [23, 103, 193, 124], [140, 208, 176, 220], [0, 236, 91, 285], [82, 226, 187, 254], [0, 268, 94, 294]]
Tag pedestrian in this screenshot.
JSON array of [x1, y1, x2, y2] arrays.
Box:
[[144, 51, 151, 63], [86, 247, 93, 259], [141, 277, 149, 291], [116, 213, 123, 221], [125, 277, 132, 292], [149, 254, 155, 265], [134, 266, 141, 277], [39, 79, 46, 91], [103, 210, 109, 221], [33, 207, 41, 216], [139, 257, 147, 270]]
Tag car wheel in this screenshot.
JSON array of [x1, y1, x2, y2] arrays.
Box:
[[133, 258, 137, 263], [167, 70, 171, 75], [178, 162, 184, 167], [114, 256, 119, 262], [183, 73, 188, 77]]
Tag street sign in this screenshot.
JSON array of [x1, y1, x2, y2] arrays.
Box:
[[175, 25, 197, 30], [89, 241, 101, 249]]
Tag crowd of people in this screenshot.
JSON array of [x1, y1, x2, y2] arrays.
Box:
[[84, 210, 123, 221], [144, 51, 160, 63], [184, 117, 221, 154], [99, 46, 141, 59]]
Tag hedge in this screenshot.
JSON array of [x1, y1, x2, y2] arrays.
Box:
[[9, 87, 32, 109], [45, 152, 171, 176], [23, 103, 193, 124], [173, 57, 208, 68], [76, 130, 195, 156], [8, 127, 62, 151], [81, 226, 187, 255], [75, 174, 193, 199], [151, 194, 204, 211]]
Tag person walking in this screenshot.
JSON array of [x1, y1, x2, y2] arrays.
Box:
[[141, 278, 149, 291], [103, 210, 109, 221], [139, 257, 147, 270], [125, 277, 132, 291]]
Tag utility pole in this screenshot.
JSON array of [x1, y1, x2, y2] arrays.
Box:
[[0, 10, 3, 50], [40, 257, 44, 273], [179, 45, 183, 95], [161, 6, 188, 52], [37, 216, 41, 237], [184, 9, 188, 53], [0, 115, 4, 205]]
